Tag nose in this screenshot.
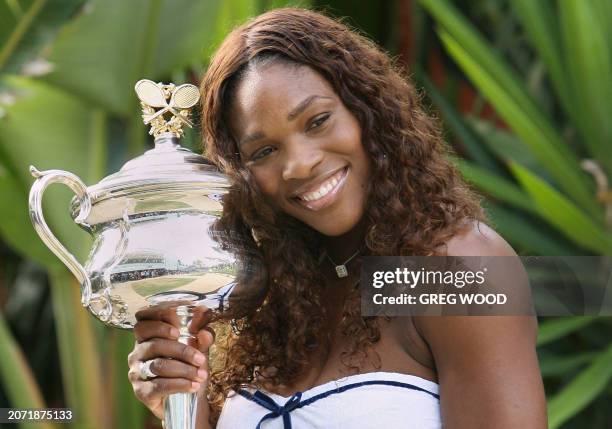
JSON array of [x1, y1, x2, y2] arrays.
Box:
[[281, 139, 324, 181]]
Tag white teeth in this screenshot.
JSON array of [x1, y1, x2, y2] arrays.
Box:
[[299, 169, 345, 202]]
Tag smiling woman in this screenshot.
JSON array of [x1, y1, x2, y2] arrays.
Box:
[[229, 61, 370, 235], [127, 7, 547, 429]]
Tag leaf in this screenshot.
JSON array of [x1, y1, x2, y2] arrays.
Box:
[[0, 0, 85, 73], [510, 0, 574, 124], [0, 313, 57, 429], [0, 76, 103, 263], [207, 0, 259, 60], [537, 316, 598, 346], [265, 0, 310, 8], [458, 160, 536, 214], [558, 0, 612, 176], [43, 0, 223, 115], [483, 202, 578, 256], [108, 330, 148, 429], [0, 76, 109, 427], [548, 343, 612, 428], [49, 267, 104, 429], [591, 0, 612, 62], [418, 0, 601, 219], [417, 70, 500, 171], [437, 28, 601, 220], [539, 351, 597, 377], [509, 162, 612, 254], [0, 162, 59, 266], [0, 0, 46, 71], [466, 117, 543, 176]]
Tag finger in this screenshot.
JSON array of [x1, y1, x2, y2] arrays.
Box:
[[133, 378, 202, 401], [188, 307, 214, 333], [138, 338, 207, 367], [196, 328, 215, 352], [134, 320, 180, 343], [134, 358, 208, 382], [135, 306, 181, 326]]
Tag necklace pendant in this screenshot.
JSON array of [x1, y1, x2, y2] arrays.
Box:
[[335, 264, 348, 278]]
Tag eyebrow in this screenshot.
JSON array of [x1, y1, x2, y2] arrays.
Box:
[[239, 94, 333, 147], [287, 94, 333, 121]]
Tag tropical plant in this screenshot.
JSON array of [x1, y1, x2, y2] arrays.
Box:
[[3, 0, 611, 428], [0, 1, 308, 428], [418, 0, 612, 427]]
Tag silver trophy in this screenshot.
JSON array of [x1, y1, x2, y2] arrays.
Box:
[[28, 80, 266, 429]]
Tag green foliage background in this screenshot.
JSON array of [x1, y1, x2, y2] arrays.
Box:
[[0, 0, 610, 428]]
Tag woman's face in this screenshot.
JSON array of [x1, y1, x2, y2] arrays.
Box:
[[230, 62, 371, 236]]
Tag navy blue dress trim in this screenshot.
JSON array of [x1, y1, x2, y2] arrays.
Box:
[[237, 379, 440, 429]]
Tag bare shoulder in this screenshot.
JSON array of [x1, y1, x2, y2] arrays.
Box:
[[440, 220, 516, 257], [414, 220, 547, 427]]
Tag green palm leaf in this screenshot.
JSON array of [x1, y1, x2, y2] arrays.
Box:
[[509, 162, 612, 254], [49, 268, 104, 429], [547, 343, 612, 428], [419, 0, 600, 220], [558, 0, 612, 175], [537, 316, 598, 346], [510, 0, 573, 122], [539, 351, 597, 377], [483, 202, 578, 256], [43, 0, 223, 115], [0, 313, 57, 429], [458, 160, 535, 214]]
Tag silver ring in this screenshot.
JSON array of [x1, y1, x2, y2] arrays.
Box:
[[138, 359, 157, 381]]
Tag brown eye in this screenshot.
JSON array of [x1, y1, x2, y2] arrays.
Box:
[[306, 113, 330, 131], [251, 146, 275, 161]]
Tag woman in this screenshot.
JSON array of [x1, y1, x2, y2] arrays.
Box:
[[128, 8, 547, 428]]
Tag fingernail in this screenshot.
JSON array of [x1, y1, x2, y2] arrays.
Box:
[[170, 328, 180, 338], [194, 353, 205, 365], [197, 369, 207, 381], [191, 382, 201, 391]]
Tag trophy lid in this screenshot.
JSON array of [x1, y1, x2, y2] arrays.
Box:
[[88, 132, 228, 202], [74, 80, 230, 225]]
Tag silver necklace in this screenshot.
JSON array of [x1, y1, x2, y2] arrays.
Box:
[[325, 247, 362, 278]]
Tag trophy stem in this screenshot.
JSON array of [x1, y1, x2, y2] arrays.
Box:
[[164, 305, 198, 429]]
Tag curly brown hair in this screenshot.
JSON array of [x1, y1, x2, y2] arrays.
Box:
[[200, 7, 486, 424]]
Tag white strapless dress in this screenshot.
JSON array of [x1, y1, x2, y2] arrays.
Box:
[[216, 371, 441, 428]]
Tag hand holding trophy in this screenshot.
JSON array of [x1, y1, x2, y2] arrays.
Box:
[[28, 80, 266, 429]]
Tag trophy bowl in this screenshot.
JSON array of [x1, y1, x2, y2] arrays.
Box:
[[28, 80, 267, 429]]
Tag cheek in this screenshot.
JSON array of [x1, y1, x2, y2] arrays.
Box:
[[344, 132, 370, 181], [250, 168, 280, 201], [348, 147, 372, 210], [334, 117, 362, 150], [361, 152, 372, 183]]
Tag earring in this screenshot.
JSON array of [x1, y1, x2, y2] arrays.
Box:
[[251, 228, 261, 246]]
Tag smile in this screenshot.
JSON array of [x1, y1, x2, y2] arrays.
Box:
[[293, 166, 348, 211]]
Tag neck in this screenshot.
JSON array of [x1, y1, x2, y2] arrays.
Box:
[[321, 216, 368, 262]]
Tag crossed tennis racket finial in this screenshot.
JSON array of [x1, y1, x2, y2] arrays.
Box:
[[135, 79, 200, 137]]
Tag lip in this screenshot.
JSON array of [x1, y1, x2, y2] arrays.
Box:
[[292, 166, 349, 211], [290, 166, 347, 198]]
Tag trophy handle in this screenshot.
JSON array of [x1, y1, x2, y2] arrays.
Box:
[[28, 166, 93, 307]]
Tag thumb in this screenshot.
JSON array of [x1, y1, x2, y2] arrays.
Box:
[[196, 328, 215, 357]]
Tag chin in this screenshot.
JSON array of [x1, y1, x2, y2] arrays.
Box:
[[308, 210, 365, 237], [313, 223, 351, 237]]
